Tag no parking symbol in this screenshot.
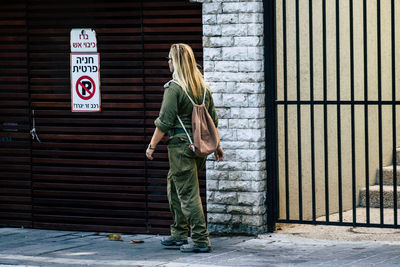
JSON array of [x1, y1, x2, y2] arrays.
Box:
[[70, 53, 101, 112], [76, 76, 96, 100]]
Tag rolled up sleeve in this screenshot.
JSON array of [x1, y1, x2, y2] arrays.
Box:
[[154, 86, 179, 133]]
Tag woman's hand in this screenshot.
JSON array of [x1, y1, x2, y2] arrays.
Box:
[[146, 144, 155, 160], [214, 146, 224, 162]]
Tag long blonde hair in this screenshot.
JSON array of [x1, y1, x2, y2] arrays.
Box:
[[169, 43, 208, 98]]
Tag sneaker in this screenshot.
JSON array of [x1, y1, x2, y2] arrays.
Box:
[[180, 244, 211, 253], [161, 236, 188, 248]]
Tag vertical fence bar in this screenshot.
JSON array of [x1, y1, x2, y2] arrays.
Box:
[[282, 0, 290, 221], [264, 0, 278, 232], [309, 0, 316, 223], [391, 0, 397, 226], [336, 0, 343, 223], [295, 0, 303, 221], [349, 0, 357, 226], [322, 0, 329, 222], [363, 0, 370, 225], [377, 0, 384, 226]]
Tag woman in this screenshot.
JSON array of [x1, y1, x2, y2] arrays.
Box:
[[145, 43, 224, 253]]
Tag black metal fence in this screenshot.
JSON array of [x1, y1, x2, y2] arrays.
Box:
[[266, 0, 399, 231]]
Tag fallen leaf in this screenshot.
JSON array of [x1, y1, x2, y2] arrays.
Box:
[[129, 240, 144, 244], [108, 233, 123, 241]]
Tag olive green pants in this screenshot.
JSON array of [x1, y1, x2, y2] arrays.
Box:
[[167, 134, 210, 247]]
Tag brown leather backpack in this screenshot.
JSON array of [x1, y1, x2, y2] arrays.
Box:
[[174, 81, 220, 157]]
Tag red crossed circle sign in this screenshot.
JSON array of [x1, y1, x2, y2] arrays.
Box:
[[76, 76, 96, 100]]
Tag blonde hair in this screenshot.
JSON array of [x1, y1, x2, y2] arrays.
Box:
[[169, 43, 208, 98]]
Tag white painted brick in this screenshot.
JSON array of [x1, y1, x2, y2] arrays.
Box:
[[208, 214, 232, 224], [203, 14, 217, 25], [223, 94, 247, 107], [217, 14, 239, 24], [247, 93, 265, 107], [242, 214, 264, 226], [219, 128, 237, 141], [206, 72, 264, 82], [229, 171, 266, 181], [248, 119, 265, 129], [207, 179, 218, 191], [253, 205, 267, 215], [247, 162, 266, 171], [204, 48, 222, 60], [247, 47, 263, 60], [212, 93, 223, 107], [206, 160, 214, 170], [221, 141, 249, 149], [235, 82, 263, 93], [207, 204, 227, 213], [237, 128, 265, 142], [213, 192, 237, 203], [208, 37, 234, 47], [214, 161, 247, 171], [249, 141, 266, 149], [222, 2, 263, 13], [234, 36, 261, 47], [204, 25, 222, 36], [221, 24, 247, 36], [240, 107, 265, 118], [217, 118, 228, 128], [247, 23, 264, 36], [239, 13, 264, 24], [237, 192, 265, 206], [229, 119, 248, 128], [203, 60, 214, 72], [207, 170, 229, 180], [239, 61, 263, 72], [216, 107, 231, 119], [208, 82, 227, 93], [227, 205, 252, 215], [222, 47, 247, 60], [214, 61, 238, 72], [236, 149, 264, 162], [203, 3, 222, 14]]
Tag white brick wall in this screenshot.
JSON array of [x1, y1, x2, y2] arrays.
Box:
[[190, 0, 266, 235]]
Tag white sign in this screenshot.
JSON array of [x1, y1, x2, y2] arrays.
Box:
[[71, 53, 101, 112], [70, 29, 97, 52]]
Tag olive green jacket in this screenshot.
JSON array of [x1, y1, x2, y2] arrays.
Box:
[[154, 80, 218, 134]]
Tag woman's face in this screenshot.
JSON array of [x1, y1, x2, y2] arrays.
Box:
[[168, 53, 173, 73]]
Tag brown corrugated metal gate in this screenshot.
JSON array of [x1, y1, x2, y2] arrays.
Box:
[[0, 0, 204, 234]]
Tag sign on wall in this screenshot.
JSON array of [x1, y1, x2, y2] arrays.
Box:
[[70, 29, 101, 112], [70, 53, 101, 112], [70, 29, 97, 53]]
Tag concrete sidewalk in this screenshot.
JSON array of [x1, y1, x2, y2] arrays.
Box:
[[1, 227, 400, 266]]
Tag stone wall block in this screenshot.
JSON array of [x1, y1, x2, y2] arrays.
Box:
[[241, 214, 264, 226], [203, 14, 217, 25], [236, 149, 264, 162], [217, 14, 239, 24], [239, 13, 263, 24], [208, 37, 234, 47], [207, 179, 218, 191], [237, 192, 265, 206], [248, 118, 265, 129], [203, 3, 222, 14], [204, 48, 222, 60], [228, 118, 248, 128], [235, 82, 263, 93], [247, 23, 263, 36], [223, 94, 247, 107], [229, 171, 266, 181], [207, 204, 227, 213], [222, 47, 247, 60], [213, 192, 237, 204], [221, 141, 250, 149], [237, 129, 264, 142], [213, 161, 247, 171], [219, 128, 237, 141], [207, 170, 229, 180], [234, 36, 261, 47], [247, 47, 263, 60], [208, 213, 232, 224], [222, 2, 263, 13], [226, 205, 252, 215], [221, 24, 247, 36], [214, 61, 239, 72], [239, 61, 263, 72], [204, 25, 222, 36]]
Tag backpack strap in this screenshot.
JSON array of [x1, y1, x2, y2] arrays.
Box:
[[176, 115, 195, 152]]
